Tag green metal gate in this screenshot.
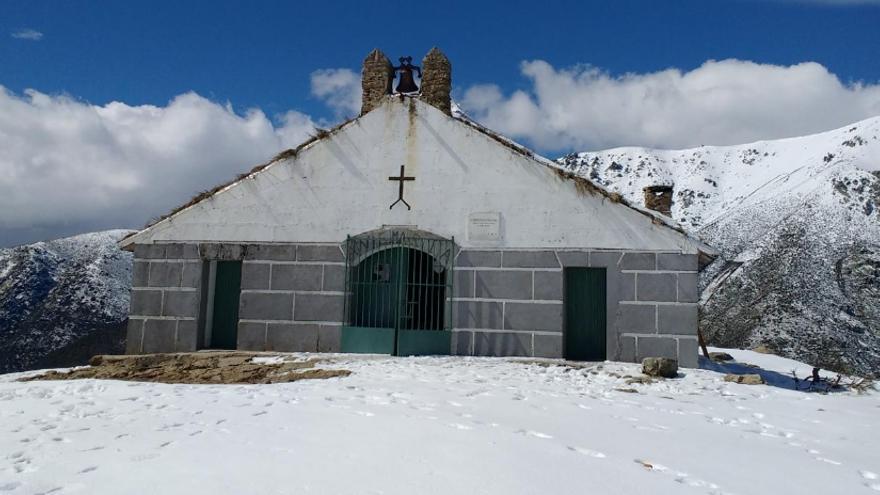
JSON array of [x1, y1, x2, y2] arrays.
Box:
[[341, 231, 454, 356]]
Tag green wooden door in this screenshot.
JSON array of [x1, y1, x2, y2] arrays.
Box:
[[564, 267, 607, 361], [211, 260, 242, 349]]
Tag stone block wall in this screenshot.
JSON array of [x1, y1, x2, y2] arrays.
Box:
[[127, 243, 203, 354], [127, 242, 345, 355], [451, 249, 700, 367], [236, 243, 344, 353], [127, 243, 699, 367]]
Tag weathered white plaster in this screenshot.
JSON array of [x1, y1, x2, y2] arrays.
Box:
[[123, 98, 705, 253]]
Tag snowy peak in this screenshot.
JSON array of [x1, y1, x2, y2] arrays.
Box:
[[0, 229, 134, 373], [560, 116, 880, 232], [559, 116, 880, 377]]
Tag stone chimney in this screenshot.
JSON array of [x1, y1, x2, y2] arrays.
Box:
[[361, 49, 393, 115], [643, 185, 674, 216], [420, 47, 452, 115]]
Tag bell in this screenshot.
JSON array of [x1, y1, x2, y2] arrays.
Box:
[[396, 69, 419, 93], [394, 56, 421, 94]]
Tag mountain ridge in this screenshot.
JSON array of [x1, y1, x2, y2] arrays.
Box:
[[560, 115, 880, 377]]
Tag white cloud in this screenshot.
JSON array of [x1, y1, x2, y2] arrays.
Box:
[[11, 29, 43, 41], [460, 59, 880, 152], [0, 87, 316, 245], [310, 68, 361, 119]]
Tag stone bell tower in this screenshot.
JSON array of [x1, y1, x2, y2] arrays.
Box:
[[360, 47, 452, 116], [420, 47, 452, 115], [360, 49, 393, 115]]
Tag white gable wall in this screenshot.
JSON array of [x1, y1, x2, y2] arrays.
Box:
[[125, 98, 697, 253]]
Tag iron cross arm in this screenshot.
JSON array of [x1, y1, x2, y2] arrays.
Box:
[[388, 164, 415, 210]]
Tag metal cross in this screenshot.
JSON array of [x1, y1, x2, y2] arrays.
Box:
[[388, 164, 415, 210]]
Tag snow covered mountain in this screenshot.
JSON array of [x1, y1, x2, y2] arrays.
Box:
[[560, 116, 880, 377], [0, 230, 133, 373]]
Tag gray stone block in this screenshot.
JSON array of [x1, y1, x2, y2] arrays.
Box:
[[241, 262, 270, 290], [475, 270, 532, 300], [657, 304, 698, 335], [162, 290, 200, 318], [451, 330, 473, 355], [637, 336, 677, 360], [322, 264, 346, 292], [267, 323, 319, 352], [317, 325, 341, 352], [617, 272, 636, 301], [617, 335, 636, 362], [556, 251, 589, 267], [533, 271, 562, 301], [131, 289, 162, 317], [180, 261, 203, 288], [677, 273, 699, 303], [148, 261, 183, 287], [454, 301, 503, 329], [134, 244, 165, 259], [455, 250, 501, 268], [297, 244, 343, 262], [148, 261, 182, 288], [239, 292, 293, 321], [125, 319, 143, 354], [473, 331, 531, 357], [182, 244, 200, 259], [294, 293, 344, 322], [244, 244, 297, 261], [657, 253, 698, 272], [160, 244, 196, 260], [620, 252, 656, 270], [637, 273, 677, 302], [677, 337, 699, 368], [502, 251, 559, 268], [200, 243, 244, 260], [589, 250, 622, 268], [132, 260, 149, 287], [454, 270, 474, 298], [237, 322, 267, 351], [176, 320, 198, 352], [504, 302, 563, 332], [142, 319, 176, 353], [617, 304, 656, 333], [272, 264, 323, 291], [534, 334, 563, 358]]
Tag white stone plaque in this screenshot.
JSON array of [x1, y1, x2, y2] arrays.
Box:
[[468, 212, 501, 241]]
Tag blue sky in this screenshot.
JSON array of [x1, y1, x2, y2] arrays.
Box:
[[3, 0, 878, 123], [1, 0, 879, 246]]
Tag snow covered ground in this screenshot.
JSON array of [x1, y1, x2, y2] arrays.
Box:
[[1, 349, 878, 495]]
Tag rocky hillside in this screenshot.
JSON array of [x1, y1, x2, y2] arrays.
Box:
[[0, 230, 133, 373], [560, 116, 880, 377]]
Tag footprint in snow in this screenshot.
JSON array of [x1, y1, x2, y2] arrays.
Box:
[[449, 423, 473, 430], [130, 453, 159, 462], [0, 482, 22, 492], [518, 430, 552, 439], [568, 446, 606, 458], [79, 466, 98, 474], [816, 457, 841, 466]]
